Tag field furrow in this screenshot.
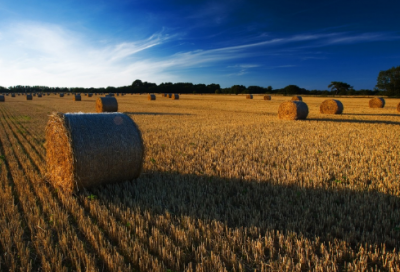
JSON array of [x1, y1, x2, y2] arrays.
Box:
[[0, 95, 399, 271]]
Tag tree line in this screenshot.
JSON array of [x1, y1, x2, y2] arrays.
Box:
[[1, 66, 399, 96]]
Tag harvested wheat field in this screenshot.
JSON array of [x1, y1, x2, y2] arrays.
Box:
[[0, 94, 400, 271]]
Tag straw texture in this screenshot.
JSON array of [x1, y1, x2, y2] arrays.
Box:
[[278, 101, 309, 120], [96, 97, 118, 112], [264, 95, 271, 100], [148, 94, 156, 100], [291, 96, 302, 101], [369, 97, 385, 108], [0, 96, 4, 102], [172, 94, 179, 100], [246, 94, 253, 99], [73, 95, 81, 101], [26, 95, 32, 100], [45, 112, 144, 193], [320, 99, 344, 114]]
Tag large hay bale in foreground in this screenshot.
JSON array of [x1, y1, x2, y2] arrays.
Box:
[[73, 95, 81, 101], [246, 94, 253, 99], [369, 97, 385, 108], [264, 95, 271, 100], [278, 101, 309, 120], [397, 102, 400, 113], [320, 99, 344, 114], [26, 95, 33, 100], [172, 94, 179, 100], [0, 95, 4, 102], [148, 94, 156, 100], [45, 113, 144, 192], [96, 97, 118, 112], [291, 96, 302, 101]]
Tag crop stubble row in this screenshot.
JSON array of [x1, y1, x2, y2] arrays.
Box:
[[0, 96, 399, 271]]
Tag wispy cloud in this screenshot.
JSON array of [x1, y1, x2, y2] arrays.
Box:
[[0, 21, 397, 87]]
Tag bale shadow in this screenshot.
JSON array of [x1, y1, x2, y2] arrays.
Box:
[[343, 113, 400, 117], [307, 118, 400, 125], [88, 171, 400, 250], [124, 112, 191, 116]]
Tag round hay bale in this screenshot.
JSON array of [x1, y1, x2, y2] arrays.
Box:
[[88, 93, 93, 97], [45, 113, 144, 192], [397, 102, 400, 113], [278, 101, 309, 120], [73, 95, 81, 101], [167, 93, 172, 98], [148, 94, 156, 100], [108, 93, 114, 97], [11, 94, 15, 97], [246, 94, 253, 99], [60, 93, 64, 97], [38, 94, 42, 98], [291, 96, 302, 101], [264, 95, 271, 100], [26, 95, 33, 100], [320, 99, 344, 114], [96, 97, 118, 112], [369, 97, 385, 108], [0, 95, 4, 102], [172, 94, 179, 100]]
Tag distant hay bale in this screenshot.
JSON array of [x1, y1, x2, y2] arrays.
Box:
[[320, 99, 344, 114], [60, 93, 64, 97], [0, 95, 4, 102], [397, 102, 400, 113], [33, 93, 36, 96], [73, 95, 81, 101], [45, 112, 144, 193], [264, 95, 271, 100], [88, 93, 93, 97], [246, 94, 253, 99], [38, 94, 42, 98], [172, 94, 179, 100], [167, 93, 172, 98], [148, 94, 156, 100], [108, 93, 114, 97], [278, 101, 309, 120], [26, 95, 32, 100], [291, 96, 302, 101], [96, 97, 118, 112], [369, 97, 385, 108], [162, 93, 167, 97], [11, 94, 15, 97]]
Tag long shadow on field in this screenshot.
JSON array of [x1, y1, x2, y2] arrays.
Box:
[[343, 113, 400, 117], [307, 118, 400, 125], [124, 112, 191, 116], [88, 171, 400, 250]]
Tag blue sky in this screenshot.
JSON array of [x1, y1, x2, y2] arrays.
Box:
[[0, 0, 399, 89]]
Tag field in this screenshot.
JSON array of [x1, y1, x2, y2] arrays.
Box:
[[0, 93, 399, 271]]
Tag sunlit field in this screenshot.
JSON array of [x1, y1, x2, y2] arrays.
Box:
[[0, 93, 399, 271]]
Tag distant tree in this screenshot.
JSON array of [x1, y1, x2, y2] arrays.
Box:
[[132, 79, 143, 88], [266, 86, 273, 93], [376, 66, 400, 96], [215, 89, 221, 94], [231, 85, 246, 95], [328, 81, 352, 95]]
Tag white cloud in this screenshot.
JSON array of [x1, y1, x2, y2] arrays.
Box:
[[0, 21, 396, 88]]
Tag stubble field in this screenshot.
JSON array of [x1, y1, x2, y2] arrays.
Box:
[[0, 93, 399, 271]]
